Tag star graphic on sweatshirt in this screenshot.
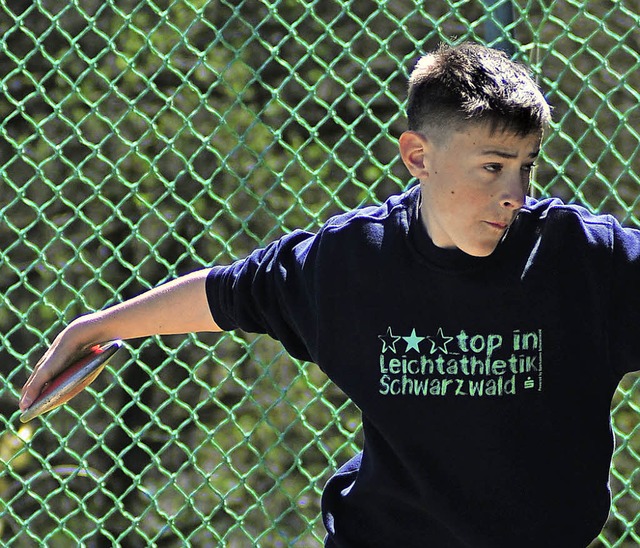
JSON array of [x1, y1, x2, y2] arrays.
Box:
[[379, 327, 401, 353], [403, 328, 425, 352], [427, 327, 454, 355]]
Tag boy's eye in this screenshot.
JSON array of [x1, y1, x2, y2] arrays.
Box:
[[484, 162, 537, 174]]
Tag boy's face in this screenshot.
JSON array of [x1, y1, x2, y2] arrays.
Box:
[[399, 125, 541, 257]]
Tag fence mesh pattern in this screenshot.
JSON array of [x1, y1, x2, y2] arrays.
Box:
[[1, 0, 639, 546]]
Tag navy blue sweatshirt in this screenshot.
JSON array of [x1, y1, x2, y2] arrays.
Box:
[[206, 185, 640, 547]]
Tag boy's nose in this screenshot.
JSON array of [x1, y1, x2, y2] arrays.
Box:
[[500, 175, 526, 210], [501, 193, 525, 210]]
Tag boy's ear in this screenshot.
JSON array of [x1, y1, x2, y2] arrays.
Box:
[[398, 131, 431, 179]]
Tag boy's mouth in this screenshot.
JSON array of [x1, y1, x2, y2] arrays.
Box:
[[484, 221, 509, 230]]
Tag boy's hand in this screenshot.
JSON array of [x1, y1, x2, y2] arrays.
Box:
[[19, 319, 99, 411]]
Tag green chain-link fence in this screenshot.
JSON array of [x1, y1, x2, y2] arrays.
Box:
[[1, 0, 639, 545]]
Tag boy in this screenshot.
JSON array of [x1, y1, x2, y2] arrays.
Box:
[[20, 42, 639, 546]]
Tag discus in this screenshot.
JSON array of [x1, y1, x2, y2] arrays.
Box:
[[20, 340, 123, 423]]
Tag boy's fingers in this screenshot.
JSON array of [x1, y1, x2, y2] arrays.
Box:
[[20, 360, 56, 411], [19, 343, 73, 411], [19, 318, 100, 411], [20, 379, 43, 412]]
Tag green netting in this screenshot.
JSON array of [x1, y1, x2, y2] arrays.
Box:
[[1, 0, 639, 545]]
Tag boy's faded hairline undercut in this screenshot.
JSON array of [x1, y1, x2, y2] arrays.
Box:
[[406, 42, 552, 142]]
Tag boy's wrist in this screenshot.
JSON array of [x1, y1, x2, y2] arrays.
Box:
[[64, 312, 116, 350]]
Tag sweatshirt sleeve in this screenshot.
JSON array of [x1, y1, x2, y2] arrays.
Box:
[[204, 229, 319, 362], [609, 219, 640, 375]]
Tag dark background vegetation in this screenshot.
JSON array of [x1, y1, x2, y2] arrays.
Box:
[[0, 1, 638, 545]]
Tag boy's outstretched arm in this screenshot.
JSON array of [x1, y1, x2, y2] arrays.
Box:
[[19, 268, 221, 411]]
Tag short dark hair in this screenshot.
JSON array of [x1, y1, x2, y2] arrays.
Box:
[[407, 42, 551, 142]]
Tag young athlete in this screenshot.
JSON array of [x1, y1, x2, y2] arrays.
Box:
[[20, 42, 638, 546]]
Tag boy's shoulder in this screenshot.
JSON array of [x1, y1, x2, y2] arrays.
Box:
[[256, 188, 418, 263], [520, 196, 618, 238], [517, 196, 640, 258], [262, 188, 418, 269], [522, 196, 611, 224], [319, 186, 419, 238]]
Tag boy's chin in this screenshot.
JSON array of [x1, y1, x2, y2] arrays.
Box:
[[460, 241, 500, 257], [465, 250, 494, 258]]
